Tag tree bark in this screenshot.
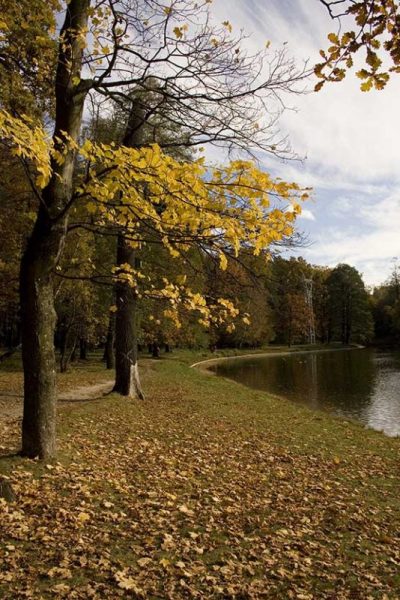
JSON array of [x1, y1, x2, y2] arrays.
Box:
[[113, 100, 146, 398], [20, 0, 90, 459], [113, 234, 144, 399], [104, 312, 115, 369], [20, 210, 66, 457]]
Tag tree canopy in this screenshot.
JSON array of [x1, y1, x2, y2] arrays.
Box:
[[0, 0, 310, 458]]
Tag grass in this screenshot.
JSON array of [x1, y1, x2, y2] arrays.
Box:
[[0, 349, 400, 598]]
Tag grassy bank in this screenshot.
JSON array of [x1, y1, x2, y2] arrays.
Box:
[[1, 351, 400, 598]]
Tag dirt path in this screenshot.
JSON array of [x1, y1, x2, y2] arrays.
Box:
[[0, 380, 113, 423]]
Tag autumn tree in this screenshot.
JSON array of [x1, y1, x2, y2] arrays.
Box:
[[63, 3, 307, 399], [205, 253, 274, 349], [0, 0, 58, 353], [269, 257, 313, 347], [103, 58, 305, 396], [54, 228, 111, 371], [0, 0, 308, 458], [0, 0, 58, 115]]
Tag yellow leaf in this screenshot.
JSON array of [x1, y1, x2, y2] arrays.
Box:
[[160, 558, 171, 568], [222, 20, 232, 33], [137, 557, 152, 567], [114, 570, 139, 591], [77, 512, 90, 523], [360, 79, 373, 92], [327, 32, 339, 44], [219, 253, 228, 271], [178, 504, 194, 516], [173, 26, 183, 39]]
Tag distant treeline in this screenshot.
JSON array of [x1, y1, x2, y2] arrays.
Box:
[[3, 239, 395, 364]]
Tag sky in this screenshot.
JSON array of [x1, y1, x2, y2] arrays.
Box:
[[211, 0, 400, 287]]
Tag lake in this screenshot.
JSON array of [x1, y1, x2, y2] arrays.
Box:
[[211, 348, 400, 437]]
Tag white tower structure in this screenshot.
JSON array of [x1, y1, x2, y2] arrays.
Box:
[[303, 277, 316, 345]]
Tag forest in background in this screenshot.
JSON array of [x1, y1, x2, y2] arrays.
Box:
[[0, 93, 398, 364], [1, 99, 398, 361], [2, 166, 400, 366]]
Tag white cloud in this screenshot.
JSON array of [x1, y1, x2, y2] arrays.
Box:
[[212, 0, 400, 184], [299, 209, 315, 221], [301, 189, 400, 285], [209, 0, 400, 285]]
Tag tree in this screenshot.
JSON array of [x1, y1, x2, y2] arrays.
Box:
[[326, 264, 373, 344], [269, 257, 313, 346], [0, 0, 308, 458], [316, 1, 400, 91], [0, 147, 36, 350], [312, 265, 331, 343], [0, 0, 58, 115], [205, 253, 274, 349], [54, 229, 110, 372], [371, 262, 400, 343]]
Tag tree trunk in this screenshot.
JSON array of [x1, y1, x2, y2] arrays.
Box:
[[60, 332, 78, 373], [113, 234, 144, 399], [20, 209, 65, 457], [70, 344, 77, 363], [79, 338, 87, 360], [113, 100, 146, 398], [59, 319, 76, 373], [104, 313, 115, 370], [20, 0, 90, 459]]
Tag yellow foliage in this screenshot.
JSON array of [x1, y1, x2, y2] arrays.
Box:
[[0, 110, 51, 187], [316, 0, 400, 91], [0, 110, 309, 327]]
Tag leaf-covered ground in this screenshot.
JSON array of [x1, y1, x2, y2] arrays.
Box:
[[1, 352, 400, 599]]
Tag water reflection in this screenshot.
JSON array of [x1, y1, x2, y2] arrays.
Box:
[[212, 349, 400, 436]]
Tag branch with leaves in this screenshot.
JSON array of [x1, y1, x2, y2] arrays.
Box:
[[316, 0, 400, 91]]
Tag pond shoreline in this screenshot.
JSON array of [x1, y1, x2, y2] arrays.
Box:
[[190, 344, 364, 371], [193, 345, 400, 439]]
